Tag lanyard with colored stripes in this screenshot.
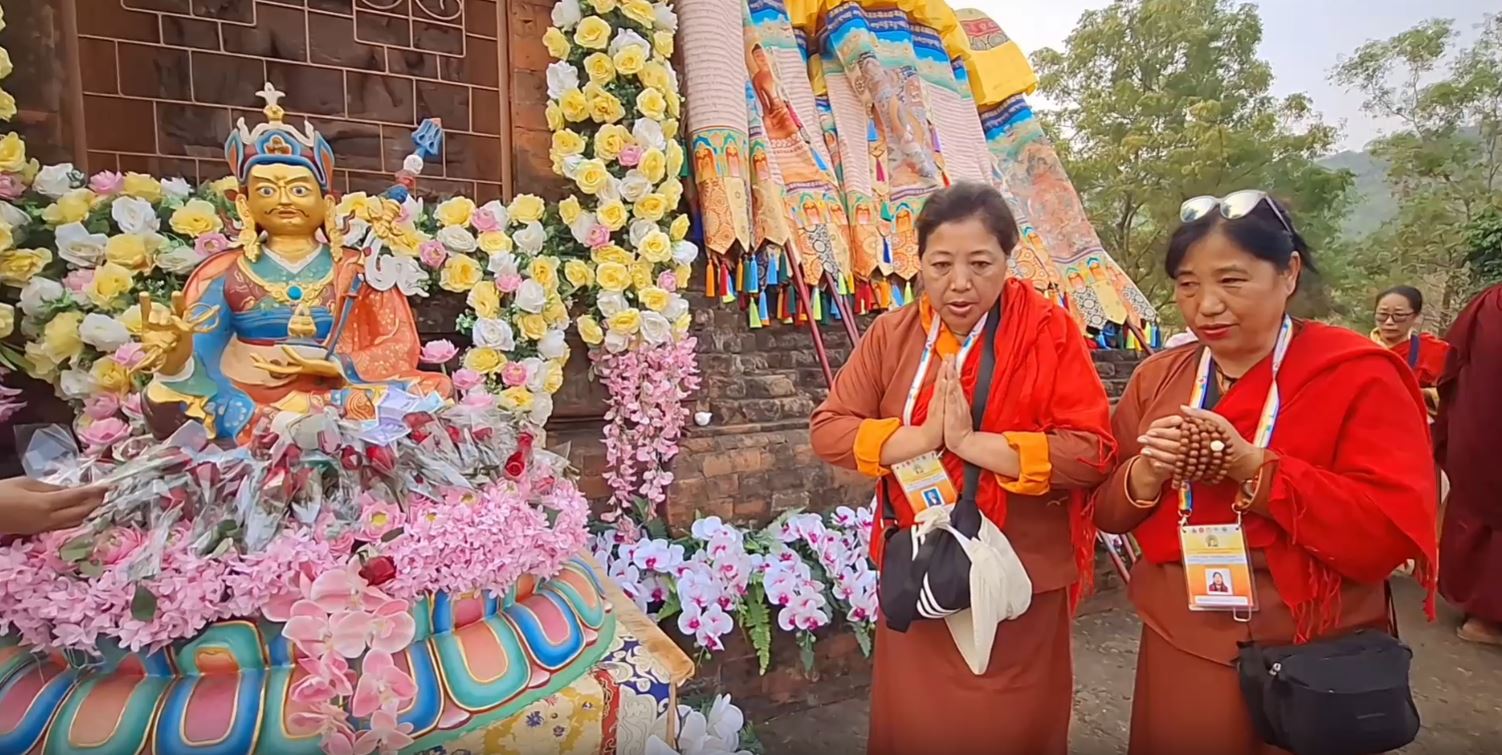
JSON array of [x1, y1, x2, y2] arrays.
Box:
[[901, 312, 988, 425], [1178, 316, 1293, 517]]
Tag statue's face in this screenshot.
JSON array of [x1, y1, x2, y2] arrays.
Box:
[[245, 163, 326, 236]]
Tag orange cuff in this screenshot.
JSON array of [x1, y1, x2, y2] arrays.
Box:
[[853, 418, 903, 478], [996, 431, 1052, 496]]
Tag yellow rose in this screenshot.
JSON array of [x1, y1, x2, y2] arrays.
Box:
[[439, 254, 484, 292], [573, 159, 610, 195], [666, 141, 685, 178], [391, 227, 423, 256], [613, 45, 646, 76], [577, 315, 605, 345], [105, 234, 157, 273], [518, 313, 549, 341], [594, 124, 630, 162], [660, 177, 684, 208], [574, 16, 612, 50], [552, 128, 587, 159], [463, 346, 506, 374], [638, 286, 670, 312], [558, 195, 583, 225], [588, 0, 618, 12], [544, 297, 569, 325], [583, 53, 616, 85], [92, 357, 130, 394], [564, 259, 596, 288], [543, 360, 566, 393], [654, 31, 675, 57], [588, 91, 625, 124], [596, 200, 628, 230], [639, 61, 670, 93], [639, 148, 667, 183], [42, 189, 94, 226], [122, 173, 163, 203], [630, 260, 655, 290], [634, 193, 669, 223], [667, 90, 681, 119], [546, 102, 564, 131], [0, 133, 25, 172], [467, 281, 502, 319], [595, 261, 631, 292], [607, 308, 642, 335], [88, 263, 135, 309], [675, 263, 693, 287], [0, 91, 15, 123], [560, 89, 590, 122], [675, 311, 692, 335], [477, 230, 513, 254], [24, 342, 60, 380], [592, 244, 633, 265], [211, 176, 239, 197], [542, 26, 572, 59], [636, 88, 668, 121], [530, 256, 562, 289], [0, 247, 50, 287], [42, 311, 84, 363], [508, 194, 546, 225], [670, 214, 690, 241], [0, 223, 12, 252], [637, 229, 673, 263], [499, 386, 536, 412], [0, 302, 12, 338], [436, 196, 477, 227], [622, 0, 656, 27], [169, 199, 223, 237]]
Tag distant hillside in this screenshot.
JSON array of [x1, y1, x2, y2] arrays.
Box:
[[1319, 149, 1396, 238]]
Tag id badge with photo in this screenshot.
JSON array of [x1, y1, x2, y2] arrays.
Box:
[[1178, 523, 1258, 613], [892, 451, 958, 514]]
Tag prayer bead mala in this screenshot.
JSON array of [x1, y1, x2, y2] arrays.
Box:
[[1172, 414, 1235, 487]]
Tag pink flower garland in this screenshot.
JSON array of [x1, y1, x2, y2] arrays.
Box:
[[594, 338, 701, 517]]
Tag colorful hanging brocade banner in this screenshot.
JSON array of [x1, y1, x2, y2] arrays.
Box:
[[681, 0, 1159, 338]]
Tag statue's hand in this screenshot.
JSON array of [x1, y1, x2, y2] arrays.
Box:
[[137, 292, 212, 376], [250, 346, 345, 381]]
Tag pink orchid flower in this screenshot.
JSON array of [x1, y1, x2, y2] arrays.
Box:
[[89, 170, 125, 195], [451, 368, 484, 392], [419, 339, 458, 365], [310, 567, 387, 615], [290, 654, 355, 704], [287, 701, 352, 739], [366, 710, 416, 752], [351, 650, 418, 718], [329, 610, 373, 658], [282, 599, 334, 658], [366, 599, 417, 654]]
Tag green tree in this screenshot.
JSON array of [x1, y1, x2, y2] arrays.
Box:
[[1330, 14, 1502, 324], [1464, 207, 1502, 286], [1032, 0, 1351, 317]]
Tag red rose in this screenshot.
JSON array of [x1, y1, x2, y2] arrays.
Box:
[[340, 447, 362, 470], [504, 451, 527, 479], [366, 446, 397, 475], [446, 426, 462, 444], [517, 433, 535, 454], [360, 556, 397, 586], [474, 427, 494, 442]]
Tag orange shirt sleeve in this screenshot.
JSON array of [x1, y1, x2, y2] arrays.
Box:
[[853, 418, 903, 477], [811, 317, 896, 471], [995, 431, 1051, 495]]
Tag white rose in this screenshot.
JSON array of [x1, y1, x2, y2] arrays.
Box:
[[436, 225, 478, 253], [665, 64, 680, 95], [487, 251, 519, 278], [546, 61, 581, 100], [620, 172, 653, 203], [538, 328, 568, 360], [609, 29, 650, 57], [402, 154, 424, 174], [672, 240, 699, 266], [551, 0, 583, 27], [513, 221, 546, 254], [596, 291, 628, 317], [19, 277, 65, 316], [529, 391, 555, 426], [80, 312, 131, 352], [33, 163, 79, 198], [59, 368, 97, 399], [632, 119, 667, 152], [402, 196, 425, 221], [628, 217, 657, 246], [654, 3, 679, 32], [518, 357, 544, 392], [479, 199, 509, 228], [161, 178, 192, 201], [604, 330, 631, 354], [155, 241, 204, 275], [514, 279, 547, 314], [596, 176, 622, 203], [472, 317, 517, 350], [0, 201, 27, 229], [110, 196, 159, 235], [55, 222, 110, 267], [664, 293, 689, 322], [568, 212, 599, 246], [640, 311, 673, 345]]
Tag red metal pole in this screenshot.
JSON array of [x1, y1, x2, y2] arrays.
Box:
[[788, 254, 835, 388]]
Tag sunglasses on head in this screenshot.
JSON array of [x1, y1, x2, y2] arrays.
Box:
[[1179, 190, 1296, 237]]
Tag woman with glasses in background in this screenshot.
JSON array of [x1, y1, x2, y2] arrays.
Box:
[[1373, 285, 1451, 419], [1092, 190, 1437, 755]]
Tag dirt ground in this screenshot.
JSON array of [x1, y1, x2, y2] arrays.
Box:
[[756, 579, 1502, 754]]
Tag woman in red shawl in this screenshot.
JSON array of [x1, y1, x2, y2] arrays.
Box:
[[1093, 191, 1437, 755], [1435, 283, 1502, 646], [1372, 285, 1451, 417], [811, 183, 1115, 755]]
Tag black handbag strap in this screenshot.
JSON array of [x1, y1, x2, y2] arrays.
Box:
[[1407, 334, 1421, 369], [1386, 579, 1400, 640], [956, 302, 1003, 514]]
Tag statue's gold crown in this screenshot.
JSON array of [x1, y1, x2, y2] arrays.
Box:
[[224, 83, 335, 191]]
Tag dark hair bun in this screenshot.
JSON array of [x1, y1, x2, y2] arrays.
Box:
[[917, 182, 1020, 257]]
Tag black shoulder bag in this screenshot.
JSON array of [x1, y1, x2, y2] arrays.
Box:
[[1236, 583, 1420, 755], [878, 302, 1000, 633]]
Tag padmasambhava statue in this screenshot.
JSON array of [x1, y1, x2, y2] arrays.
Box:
[[139, 84, 451, 441]]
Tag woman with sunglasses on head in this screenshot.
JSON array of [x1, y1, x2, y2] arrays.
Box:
[[1373, 285, 1450, 418], [1092, 191, 1438, 755], [812, 183, 1115, 754]]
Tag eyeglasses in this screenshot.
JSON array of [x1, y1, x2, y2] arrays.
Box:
[[1376, 311, 1415, 324], [1180, 190, 1296, 237]]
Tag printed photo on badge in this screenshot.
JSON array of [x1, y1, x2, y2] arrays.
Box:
[[1178, 524, 1258, 612]]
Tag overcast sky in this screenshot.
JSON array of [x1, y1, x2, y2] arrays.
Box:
[[968, 0, 1494, 152]]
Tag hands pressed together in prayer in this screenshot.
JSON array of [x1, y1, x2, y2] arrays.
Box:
[[897, 356, 1023, 477], [0, 477, 107, 536], [1128, 407, 1266, 504]]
